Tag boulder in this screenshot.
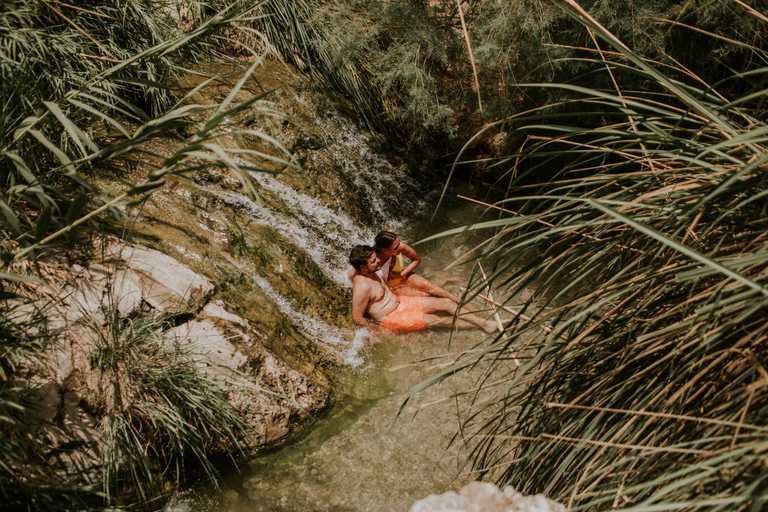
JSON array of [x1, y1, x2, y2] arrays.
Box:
[[410, 482, 566, 512], [100, 242, 215, 313], [29, 237, 328, 484]]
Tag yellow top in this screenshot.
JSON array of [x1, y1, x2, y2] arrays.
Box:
[[391, 253, 405, 273]]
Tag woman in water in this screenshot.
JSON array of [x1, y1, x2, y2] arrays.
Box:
[[372, 230, 468, 304]]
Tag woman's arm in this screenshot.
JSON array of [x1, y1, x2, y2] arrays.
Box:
[[395, 242, 421, 278]]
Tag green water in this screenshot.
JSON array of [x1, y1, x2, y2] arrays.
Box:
[[165, 200, 518, 512], [169, 327, 498, 512]]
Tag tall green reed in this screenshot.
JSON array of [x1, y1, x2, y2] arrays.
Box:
[[1, 0, 296, 265], [1, 0, 297, 509], [408, 1, 768, 510]]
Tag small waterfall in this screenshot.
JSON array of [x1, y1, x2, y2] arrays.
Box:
[[209, 185, 367, 289], [189, 97, 434, 366], [289, 91, 433, 223], [159, 64, 494, 512], [250, 271, 372, 367]]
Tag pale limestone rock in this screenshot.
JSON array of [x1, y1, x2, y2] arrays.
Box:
[[101, 243, 214, 312], [169, 319, 249, 371], [32, 381, 61, 427], [172, 301, 329, 446], [201, 300, 250, 330], [26, 236, 329, 485], [88, 262, 145, 317], [60, 390, 98, 445], [46, 312, 74, 383], [48, 443, 101, 483], [62, 267, 105, 319], [32, 384, 101, 483], [410, 482, 566, 512]]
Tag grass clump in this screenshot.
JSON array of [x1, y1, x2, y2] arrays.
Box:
[[83, 304, 255, 505]]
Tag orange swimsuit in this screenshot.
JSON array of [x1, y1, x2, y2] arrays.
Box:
[[379, 296, 426, 332], [365, 270, 427, 332]]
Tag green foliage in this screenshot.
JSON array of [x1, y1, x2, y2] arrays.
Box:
[[369, 1, 459, 138], [0, 0, 296, 262], [84, 298, 258, 504], [1, 0, 190, 183], [251, 0, 463, 145], [0, 0, 299, 509], [249, 0, 767, 157], [409, 1, 768, 511], [469, 0, 768, 122]]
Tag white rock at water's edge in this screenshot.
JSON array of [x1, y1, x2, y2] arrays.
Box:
[[31, 237, 328, 482], [410, 482, 566, 512]]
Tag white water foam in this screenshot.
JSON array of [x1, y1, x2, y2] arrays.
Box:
[[290, 92, 427, 222], [246, 167, 378, 248], [208, 186, 369, 289], [251, 274, 371, 367], [224, 254, 371, 366]]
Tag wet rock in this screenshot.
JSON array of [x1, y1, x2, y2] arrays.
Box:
[[243, 476, 260, 489], [246, 488, 263, 501], [23, 233, 329, 488], [168, 318, 249, 371], [409, 482, 565, 512]]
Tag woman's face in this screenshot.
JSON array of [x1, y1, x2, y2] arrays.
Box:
[[383, 237, 401, 257]]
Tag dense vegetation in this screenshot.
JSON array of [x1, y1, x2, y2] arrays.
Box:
[[399, 1, 768, 511], [252, 0, 765, 155], [0, 1, 294, 510], [2, 0, 767, 510]]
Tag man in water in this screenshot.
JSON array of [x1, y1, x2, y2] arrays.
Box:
[[348, 245, 500, 333]]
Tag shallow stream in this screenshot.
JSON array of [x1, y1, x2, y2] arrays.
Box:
[[151, 60, 521, 512], [166, 200, 514, 512]]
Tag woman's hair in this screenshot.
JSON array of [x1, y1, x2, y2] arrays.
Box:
[[349, 245, 375, 270], [374, 230, 398, 250]]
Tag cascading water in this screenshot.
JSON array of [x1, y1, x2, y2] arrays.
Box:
[[156, 62, 503, 512], [182, 73, 440, 366], [197, 147, 420, 366]]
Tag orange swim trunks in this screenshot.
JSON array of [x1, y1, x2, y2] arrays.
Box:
[[379, 296, 426, 332]]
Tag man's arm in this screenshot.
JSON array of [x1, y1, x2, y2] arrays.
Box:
[[351, 278, 373, 327]]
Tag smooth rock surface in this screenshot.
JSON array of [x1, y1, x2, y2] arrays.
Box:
[[410, 482, 566, 512]]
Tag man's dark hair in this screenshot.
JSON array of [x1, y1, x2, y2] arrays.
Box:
[[374, 230, 398, 250], [349, 245, 375, 270]]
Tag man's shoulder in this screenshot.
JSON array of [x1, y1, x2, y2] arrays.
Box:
[[352, 273, 375, 289]]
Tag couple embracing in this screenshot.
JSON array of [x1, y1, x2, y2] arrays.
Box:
[[348, 231, 502, 334]]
